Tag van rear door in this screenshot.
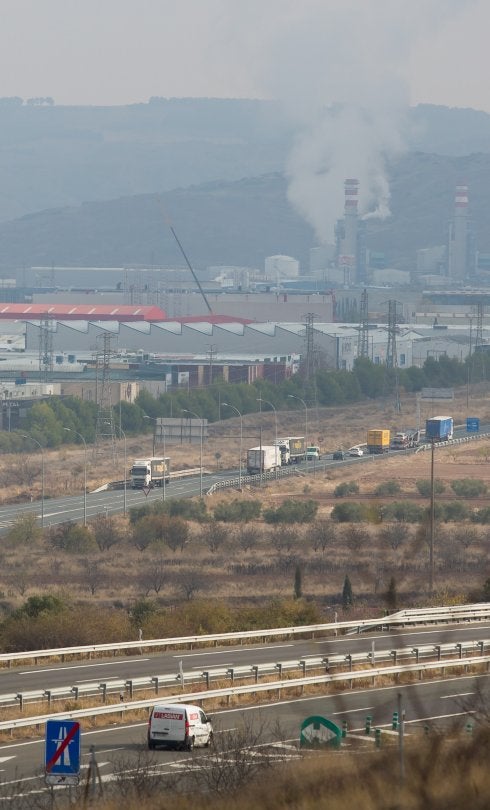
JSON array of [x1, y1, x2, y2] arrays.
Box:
[[151, 707, 185, 743]]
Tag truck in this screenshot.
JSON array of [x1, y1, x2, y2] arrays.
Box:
[[273, 436, 306, 465], [306, 445, 321, 461], [246, 445, 281, 475], [425, 415, 453, 442], [130, 457, 170, 489], [367, 429, 391, 454], [390, 429, 420, 450]]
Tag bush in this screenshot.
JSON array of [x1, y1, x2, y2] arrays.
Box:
[[49, 521, 97, 553], [416, 479, 445, 496], [442, 502, 469, 522], [471, 507, 490, 524], [263, 499, 318, 524], [331, 502, 366, 522], [381, 501, 424, 523], [334, 481, 359, 498], [374, 481, 400, 496], [451, 479, 487, 497], [213, 499, 261, 523]]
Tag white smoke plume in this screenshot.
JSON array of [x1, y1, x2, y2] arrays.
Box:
[[219, 0, 474, 244]]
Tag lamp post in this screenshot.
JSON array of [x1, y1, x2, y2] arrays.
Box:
[[63, 428, 87, 526], [429, 438, 435, 593], [118, 425, 127, 515], [183, 409, 203, 497], [222, 403, 243, 488], [144, 414, 167, 502], [288, 394, 308, 472], [21, 434, 44, 527], [257, 397, 278, 476]]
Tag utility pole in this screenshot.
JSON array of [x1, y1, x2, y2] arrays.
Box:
[[357, 288, 369, 358], [385, 299, 401, 413], [206, 343, 217, 385], [93, 332, 118, 463]]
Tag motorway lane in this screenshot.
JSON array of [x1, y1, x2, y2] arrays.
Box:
[[0, 671, 488, 792], [2, 624, 489, 700]]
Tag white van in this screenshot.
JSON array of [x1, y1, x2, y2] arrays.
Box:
[[147, 703, 213, 751]]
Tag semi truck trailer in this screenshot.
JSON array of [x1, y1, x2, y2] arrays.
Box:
[[273, 436, 306, 464], [425, 416, 453, 442], [130, 457, 170, 488], [246, 446, 281, 475], [367, 429, 390, 454]]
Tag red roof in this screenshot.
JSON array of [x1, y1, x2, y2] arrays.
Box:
[[0, 304, 166, 322]]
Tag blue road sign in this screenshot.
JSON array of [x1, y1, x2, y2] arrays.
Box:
[[466, 417, 480, 432], [45, 720, 81, 777]]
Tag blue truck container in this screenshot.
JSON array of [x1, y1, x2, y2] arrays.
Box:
[[425, 415, 453, 442]]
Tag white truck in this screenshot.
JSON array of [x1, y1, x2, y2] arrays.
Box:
[[273, 436, 306, 465], [246, 445, 281, 475], [130, 457, 170, 489], [148, 703, 213, 751]]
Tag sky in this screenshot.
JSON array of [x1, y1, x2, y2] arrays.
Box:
[[0, 0, 487, 241], [0, 0, 487, 112]]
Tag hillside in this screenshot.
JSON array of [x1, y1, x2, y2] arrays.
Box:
[[1, 151, 490, 270], [0, 99, 490, 224]]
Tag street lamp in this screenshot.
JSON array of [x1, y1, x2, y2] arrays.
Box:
[[288, 394, 308, 472], [222, 403, 243, 489], [183, 409, 203, 497], [118, 425, 127, 515], [429, 438, 435, 593], [21, 434, 44, 527], [63, 428, 87, 526], [257, 397, 278, 477], [143, 414, 167, 502]]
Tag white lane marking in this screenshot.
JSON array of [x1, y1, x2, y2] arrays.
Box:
[[85, 747, 125, 755], [19, 659, 150, 675], [191, 664, 233, 670], [0, 757, 15, 763], [314, 625, 490, 644], [332, 707, 374, 715], [440, 692, 475, 699], [175, 645, 294, 658]]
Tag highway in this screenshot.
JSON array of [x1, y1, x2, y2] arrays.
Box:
[[1, 624, 489, 696], [2, 422, 489, 532], [0, 663, 488, 795]]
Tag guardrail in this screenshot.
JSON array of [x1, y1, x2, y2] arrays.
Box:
[[0, 603, 488, 669], [1, 654, 488, 733], [207, 465, 301, 495], [3, 638, 487, 711]]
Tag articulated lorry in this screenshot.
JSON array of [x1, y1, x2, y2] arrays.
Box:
[[246, 446, 281, 475], [391, 430, 420, 450], [367, 429, 391, 454], [130, 457, 170, 489], [425, 415, 453, 442], [273, 436, 306, 465]]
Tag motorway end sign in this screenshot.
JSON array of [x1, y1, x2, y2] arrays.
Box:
[[466, 417, 480, 432], [45, 719, 81, 786], [300, 715, 342, 749]]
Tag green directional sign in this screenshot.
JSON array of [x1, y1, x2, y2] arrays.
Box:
[[300, 715, 342, 749]]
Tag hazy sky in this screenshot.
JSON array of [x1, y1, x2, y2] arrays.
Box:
[[0, 0, 488, 112]]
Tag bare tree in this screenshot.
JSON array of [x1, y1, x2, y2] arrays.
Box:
[[80, 558, 104, 596], [342, 525, 369, 553], [92, 515, 121, 551], [201, 522, 227, 554], [271, 527, 297, 554], [178, 569, 204, 600], [139, 556, 167, 596], [310, 519, 336, 554], [236, 526, 260, 552], [379, 522, 409, 552]]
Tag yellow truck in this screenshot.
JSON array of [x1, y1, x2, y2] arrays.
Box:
[[367, 429, 390, 454]]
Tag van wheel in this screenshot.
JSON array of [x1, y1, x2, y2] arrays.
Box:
[[186, 736, 195, 752], [148, 739, 156, 750], [205, 732, 213, 748]]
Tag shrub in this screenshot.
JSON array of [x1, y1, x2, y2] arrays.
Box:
[[334, 481, 359, 498], [5, 514, 43, 547], [471, 507, 490, 524], [442, 502, 469, 522], [451, 478, 487, 497], [374, 481, 400, 496], [49, 521, 97, 553], [331, 502, 365, 523], [213, 499, 261, 523], [381, 501, 424, 523], [416, 479, 445, 496], [263, 499, 318, 524]]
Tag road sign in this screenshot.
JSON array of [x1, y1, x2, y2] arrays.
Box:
[[466, 417, 480, 432], [421, 388, 454, 400], [300, 715, 342, 748], [45, 720, 81, 786]]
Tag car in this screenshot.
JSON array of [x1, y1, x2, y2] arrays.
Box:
[[332, 450, 346, 460], [348, 447, 364, 457]]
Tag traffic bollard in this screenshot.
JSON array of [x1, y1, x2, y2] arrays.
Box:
[[342, 720, 348, 738], [424, 724, 430, 736], [365, 715, 372, 735], [392, 711, 398, 731], [465, 721, 473, 735], [375, 728, 381, 749]]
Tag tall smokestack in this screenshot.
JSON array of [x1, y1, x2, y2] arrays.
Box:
[[448, 184, 470, 280], [337, 178, 359, 282]]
